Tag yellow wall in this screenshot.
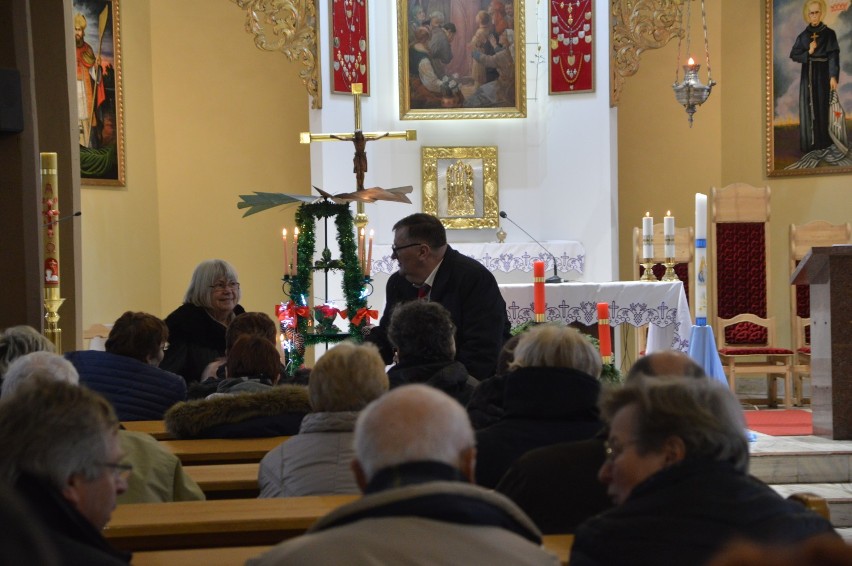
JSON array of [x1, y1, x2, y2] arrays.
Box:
[[80, 0, 310, 331], [618, 0, 851, 349]]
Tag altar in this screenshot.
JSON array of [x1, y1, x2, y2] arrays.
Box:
[[499, 281, 693, 353]]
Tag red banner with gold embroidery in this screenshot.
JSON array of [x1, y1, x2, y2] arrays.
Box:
[[549, 0, 594, 94], [331, 0, 369, 94]]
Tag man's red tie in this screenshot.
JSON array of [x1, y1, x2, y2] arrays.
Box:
[[417, 284, 431, 300]]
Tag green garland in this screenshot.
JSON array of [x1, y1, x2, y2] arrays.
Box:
[[284, 202, 370, 373]]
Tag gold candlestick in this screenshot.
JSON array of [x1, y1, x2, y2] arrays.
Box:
[[661, 258, 678, 282], [43, 287, 65, 354], [640, 262, 657, 281]]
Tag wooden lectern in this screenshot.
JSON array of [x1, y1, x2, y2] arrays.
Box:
[[791, 246, 852, 439]]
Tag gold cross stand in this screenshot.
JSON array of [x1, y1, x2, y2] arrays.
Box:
[[300, 83, 416, 229]]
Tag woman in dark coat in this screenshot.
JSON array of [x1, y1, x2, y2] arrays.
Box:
[[474, 324, 605, 488], [160, 259, 245, 384]]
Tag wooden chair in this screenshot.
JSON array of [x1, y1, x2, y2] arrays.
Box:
[[789, 220, 852, 405], [710, 183, 794, 407], [631, 223, 694, 354]]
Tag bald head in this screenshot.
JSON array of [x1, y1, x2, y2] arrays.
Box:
[[352, 385, 475, 486], [626, 351, 706, 383]]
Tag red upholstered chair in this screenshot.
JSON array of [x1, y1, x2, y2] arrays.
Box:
[[632, 223, 694, 354], [710, 183, 794, 408], [789, 220, 852, 405]]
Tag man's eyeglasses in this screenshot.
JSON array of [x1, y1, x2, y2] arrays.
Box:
[[210, 281, 240, 291], [391, 242, 423, 255], [99, 462, 133, 481]]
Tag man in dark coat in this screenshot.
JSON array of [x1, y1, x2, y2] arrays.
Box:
[[0, 379, 132, 566], [366, 213, 510, 381]]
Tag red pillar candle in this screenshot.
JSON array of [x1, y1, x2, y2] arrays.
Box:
[[597, 302, 612, 364], [533, 260, 545, 323]]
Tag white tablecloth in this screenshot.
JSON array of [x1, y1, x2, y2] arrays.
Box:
[[499, 281, 693, 353], [370, 241, 585, 277]]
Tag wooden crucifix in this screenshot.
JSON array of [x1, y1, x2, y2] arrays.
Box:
[[300, 83, 416, 192]]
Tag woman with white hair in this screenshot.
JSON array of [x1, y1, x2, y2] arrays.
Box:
[[474, 323, 604, 488], [161, 259, 245, 383]]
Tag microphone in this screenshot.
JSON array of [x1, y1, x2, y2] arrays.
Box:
[[42, 211, 82, 228], [499, 210, 562, 284]]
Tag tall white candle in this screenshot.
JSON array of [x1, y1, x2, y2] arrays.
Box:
[[695, 194, 707, 240], [695, 193, 708, 325], [664, 211, 675, 258], [642, 212, 654, 259]]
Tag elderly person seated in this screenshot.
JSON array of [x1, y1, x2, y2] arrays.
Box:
[[496, 350, 708, 534], [66, 311, 186, 421], [3, 352, 204, 505], [0, 325, 55, 393], [474, 323, 605, 488], [0, 378, 132, 564], [258, 342, 388, 498], [569, 377, 836, 566], [161, 259, 246, 383], [387, 301, 477, 405], [248, 384, 559, 566]]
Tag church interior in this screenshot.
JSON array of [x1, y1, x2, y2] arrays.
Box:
[[2, 0, 849, 359]]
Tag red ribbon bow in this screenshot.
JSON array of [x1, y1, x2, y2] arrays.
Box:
[[276, 301, 310, 328], [350, 307, 378, 325]]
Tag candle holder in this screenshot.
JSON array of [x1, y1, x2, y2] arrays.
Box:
[[661, 258, 679, 282], [640, 262, 657, 282], [361, 276, 374, 299], [43, 287, 65, 354], [281, 274, 294, 297]]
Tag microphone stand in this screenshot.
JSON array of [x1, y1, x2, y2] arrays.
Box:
[[499, 211, 562, 284]]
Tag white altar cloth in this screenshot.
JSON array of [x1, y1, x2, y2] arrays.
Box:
[[499, 281, 692, 353], [370, 241, 585, 277]]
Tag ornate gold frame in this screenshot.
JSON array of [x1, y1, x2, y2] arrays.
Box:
[[74, 0, 126, 186], [765, 0, 852, 177], [231, 0, 322, 109], [422, 146, 499, 230], [397, 0, 526, 120]]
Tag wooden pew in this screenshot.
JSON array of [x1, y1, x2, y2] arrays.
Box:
[[183, 462, 260, 499], [122, 420, 172, 440], [131, 535, 574, 565], [159, 436, 289, 465], [104, 495, 357, 551]]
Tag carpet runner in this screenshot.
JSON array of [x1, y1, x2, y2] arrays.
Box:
[[744, 409, 813, 436]]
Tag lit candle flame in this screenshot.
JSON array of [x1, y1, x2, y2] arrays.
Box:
[[687, 57, 695, 66], [282, 228, 287, 238], [645, 211, 650, 217], [666, 210, 671, 216]]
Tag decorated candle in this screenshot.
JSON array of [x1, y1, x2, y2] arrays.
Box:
[[695, 193, 708, 325], [366, 229, 374, 277], [292, 227, 299, 275], [358, 228, 366, 274], [642, 212, 654, 259], [664, 211, 675, 258], [597, 302, 612, 364], [282, 228, 289, 276], [41, 153, 60, 287], [533, 260, 546, 323]]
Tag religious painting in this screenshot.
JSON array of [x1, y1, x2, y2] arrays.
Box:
[[422, 146, 499, 229], [766, 0, 852, 177], [397, 0, 526, 120], [549, 0, 594, 94], [72, 0, 125, 186], [330, 0, 370, 94]]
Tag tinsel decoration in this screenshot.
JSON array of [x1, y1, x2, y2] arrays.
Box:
[[284, 201, 370, 374]]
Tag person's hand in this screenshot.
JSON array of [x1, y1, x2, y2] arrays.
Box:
[[830, 76, 838, 90], [489, 35, 498, 48], [809, 39, 817, 55], [200, 358, 225, 381]]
